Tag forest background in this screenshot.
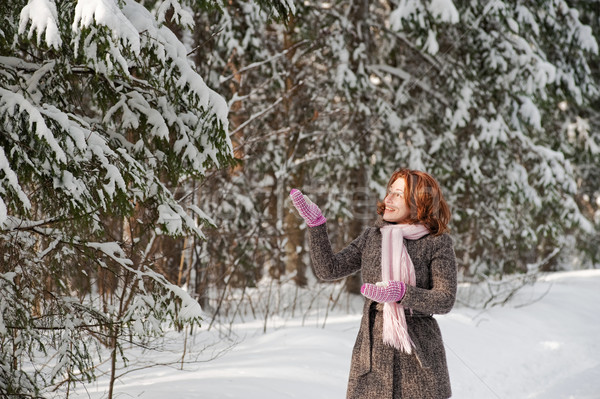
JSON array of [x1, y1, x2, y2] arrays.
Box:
[[1, 0, 599, 397]]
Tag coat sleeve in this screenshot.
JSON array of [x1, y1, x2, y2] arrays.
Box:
[[307, 223, 367, 281], [401, 233, 457, 315]]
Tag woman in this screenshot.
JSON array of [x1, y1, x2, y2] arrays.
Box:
[[290, 168, 457, 399]]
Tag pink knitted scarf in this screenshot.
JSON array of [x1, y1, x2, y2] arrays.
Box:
[[380, 224, 430, 353]]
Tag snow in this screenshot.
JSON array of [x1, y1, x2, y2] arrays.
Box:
[[424, 28, 439, 55], [157, 204, 184, 235], [390, 0, 423, 31], [450, 85, 474, 129], [575, 23, 599, 54], [429, 0, 459, 24], [0, 197, 6, 227], [18, 0, 62, 49], [16, 0, 230, 137], [69, 270, 600, 399], [155, 0, 195, 27], [519, 96, 542, 131], [120, 0, 230, 134], [85, 241, 133, 266], [0, 144, 31, 222], [0, 87, 66, 163], [72, 0, 140, 55], [102, 163, 127, 197], [516, 6, 539, 36]]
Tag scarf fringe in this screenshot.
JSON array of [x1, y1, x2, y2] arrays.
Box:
[[382, 303, 414, 353]]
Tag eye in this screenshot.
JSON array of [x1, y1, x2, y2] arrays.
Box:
[[387, 190, 403, 198]]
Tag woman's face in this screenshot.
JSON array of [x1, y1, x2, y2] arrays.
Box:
[[383, 177, 410, 223]]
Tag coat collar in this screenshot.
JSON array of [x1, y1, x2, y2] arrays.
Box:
[[374, 216, 393, 228]]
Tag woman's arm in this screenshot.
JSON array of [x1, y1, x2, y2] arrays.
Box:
[[290, 189, 366, 281], [307, 224, 367, 281], [401, 234, 457, 314]]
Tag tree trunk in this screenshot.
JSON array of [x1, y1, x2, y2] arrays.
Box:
[[345, 0, 372, 294], [283, 16, 309, 286], [107, 326, 118, 399]]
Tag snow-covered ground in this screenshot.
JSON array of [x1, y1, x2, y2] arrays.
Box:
[[72, 270, 600, 399]]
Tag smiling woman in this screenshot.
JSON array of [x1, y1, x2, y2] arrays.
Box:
[[382, 178, 410, 223], [290, 168, 457, 399], [377, 169, 451, 235]]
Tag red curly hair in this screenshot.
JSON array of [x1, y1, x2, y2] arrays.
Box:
[[376, 168, 450, 235]]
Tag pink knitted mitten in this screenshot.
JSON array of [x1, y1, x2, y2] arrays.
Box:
[[361, 281, 406, 303], [290, 189, 327, 227]]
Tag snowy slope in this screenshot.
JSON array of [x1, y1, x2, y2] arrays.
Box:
[[72, 270, 600, 399]]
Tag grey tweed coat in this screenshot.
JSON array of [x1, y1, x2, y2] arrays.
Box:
[[308, 219, 457, 399]]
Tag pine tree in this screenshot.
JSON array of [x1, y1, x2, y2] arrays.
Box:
[[0, 0, 237, 396]]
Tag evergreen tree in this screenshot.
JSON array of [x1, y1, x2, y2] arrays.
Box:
[[0, 0, 243, 396]]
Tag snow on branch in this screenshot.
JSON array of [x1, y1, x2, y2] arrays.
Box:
[[157, 200, 207, 239], [72, 0, 141, 55], [0, 148, 31, 226], [429, 0, 459, 24], [122, 0, 229, 132], [18, 0, 62, 49], [390, 0, 424, 30], [576, 24, 598, 54], [0, 87, 66, 163], [85, 241, 133, 267], [155, 0, 194, 28], [187, 205, 216, 228]]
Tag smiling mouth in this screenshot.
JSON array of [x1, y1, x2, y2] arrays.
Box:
[[385, 207, 396, 212]]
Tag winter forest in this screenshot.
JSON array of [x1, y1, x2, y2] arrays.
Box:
[[1, 0, 599, 398]]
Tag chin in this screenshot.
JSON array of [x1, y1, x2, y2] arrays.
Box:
[[383, 214, 398, 223]]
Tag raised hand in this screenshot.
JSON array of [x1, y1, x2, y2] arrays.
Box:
[[289, 189, 327, 227]]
